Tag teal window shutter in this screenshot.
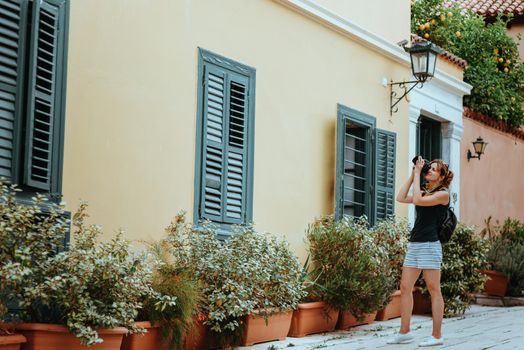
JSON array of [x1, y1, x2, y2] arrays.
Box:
[[335, 105, 375, 223], [223, 72, 249, 224], [0, 0, 29, 181], [23, 0, 67, 191], [201, 65, 226, 222], [375, 128, 396, 222], [195, 49, 255, 228]]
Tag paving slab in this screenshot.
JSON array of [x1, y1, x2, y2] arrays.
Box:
[[239, 305, 524, 350]]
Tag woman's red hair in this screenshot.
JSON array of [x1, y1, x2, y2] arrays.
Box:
[[430, 159, 453, 188]]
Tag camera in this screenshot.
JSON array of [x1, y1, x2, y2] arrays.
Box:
[[412, 156, 431, 186]]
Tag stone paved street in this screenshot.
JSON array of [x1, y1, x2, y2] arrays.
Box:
[[240, 305, 524, 350]]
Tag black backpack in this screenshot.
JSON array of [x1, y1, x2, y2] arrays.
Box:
[[439, 206, 457, 244]]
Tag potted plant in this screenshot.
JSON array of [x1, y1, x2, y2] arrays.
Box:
[[0, 183, 156, 350], [372, 217, 409, 321], [287, 256, 339, 338], [121, 238, 201, 350], [481, 218, 524, 297], [0, 328, 26, 350], [0, 181, 65, 349], [0, 188, 26, 350], [479, 216, 509, 296], [17, 202, 158, 349], [163, 213, 305, 348], [307, 216, 394, 330], [417, 223, 488, 316]]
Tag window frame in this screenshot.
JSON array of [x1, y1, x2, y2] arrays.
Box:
[[193, 48, 256, 233], [336, 104, 396, 226], [335, 104, 376, 223]]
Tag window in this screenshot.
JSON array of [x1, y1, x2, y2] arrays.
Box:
[[193, 48, 255, 230], [335, 105, 396, 225], [0, 0, 69, 202], [417, 116, 441, 161]]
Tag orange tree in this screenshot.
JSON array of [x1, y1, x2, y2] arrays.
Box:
[[411, 0, 524, 127]]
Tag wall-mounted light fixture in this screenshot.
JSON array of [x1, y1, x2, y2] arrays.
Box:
[[467, 136, 488, 161], [390, 41, 442, 115]]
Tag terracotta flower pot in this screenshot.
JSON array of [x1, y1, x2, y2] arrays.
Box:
[[336, 310, 377, 330], [376, 290, 401, 321], [241, 309, 293, 346], [120, 322, 167, 350], [481, 269, 509, 297], [0, 334, 26, 350], [288, 301, 339, 337], [412, 287, 432, 315], [184, 315, 214, 350], [15, 323, 127, 350]]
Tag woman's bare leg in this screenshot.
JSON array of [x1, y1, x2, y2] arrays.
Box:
[[423, 269, 444, 338], [400, 267, 422, 333]]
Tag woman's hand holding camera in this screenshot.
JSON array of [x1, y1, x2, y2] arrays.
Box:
[[414, 156, 425, 175]]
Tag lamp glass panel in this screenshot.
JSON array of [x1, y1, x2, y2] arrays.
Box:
[[412, 52, 427, 75], [480, 142, 487, 153], [473, 140, 484, 154], [427, 52, 437, 76]]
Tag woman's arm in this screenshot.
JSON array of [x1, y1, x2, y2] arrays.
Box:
[[396, 169, 414, 203], [412, 191, 449, 206]]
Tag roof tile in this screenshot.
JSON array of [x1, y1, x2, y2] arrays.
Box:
[[464, 107, 524, 140], [450, 0, 524, 17]]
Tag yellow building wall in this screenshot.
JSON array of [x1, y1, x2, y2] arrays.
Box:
[[64, 0, 411, 259], [313, 0, 411, 44], [437, 58, 464, 81]]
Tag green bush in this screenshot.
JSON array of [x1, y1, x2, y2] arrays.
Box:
[[411, 0, 524, 127], [0, 182, 173, 345], [482, 217, 524, 297], [142, 239, 201, 350], [487, 238, 524, 297], [24, 203, 159, 345], [165, 213, 305, 345], [0, 181, 69, 320], [372, 217, 409, 292], [498, 218, 524, 243], [307, 215, 394, 320], [419, 223, 489, 316]]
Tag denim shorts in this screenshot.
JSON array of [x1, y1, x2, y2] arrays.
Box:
[[403, 241, 442, 270]]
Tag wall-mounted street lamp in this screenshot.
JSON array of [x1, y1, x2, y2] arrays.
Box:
[[390, 41, 442, 115], [467, 136, 488, 161]]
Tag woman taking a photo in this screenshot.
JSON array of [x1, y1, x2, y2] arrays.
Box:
[[387, 156, 453, 347]]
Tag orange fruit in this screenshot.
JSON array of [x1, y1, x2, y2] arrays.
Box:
[[424, 33, 430, 39]]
